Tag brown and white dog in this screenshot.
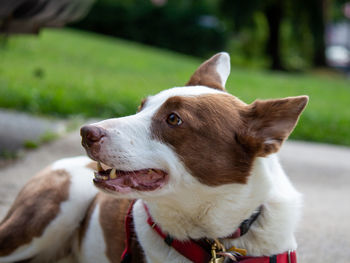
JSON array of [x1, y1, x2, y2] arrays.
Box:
[[0, 53, 308, 263]]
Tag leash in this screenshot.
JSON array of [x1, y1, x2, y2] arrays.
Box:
[[121, 201, 296, 263]]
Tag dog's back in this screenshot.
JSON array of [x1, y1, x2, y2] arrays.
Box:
[[0, 157, 130, 263]]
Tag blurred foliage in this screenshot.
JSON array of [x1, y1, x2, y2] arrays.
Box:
[[219, 0, 328, 70], [23, 132, 58, 150], [71, 0, 227, 57], [332, 0, 350, 20], [71, 0, 345, 71], [1, 29, 350, 146], [23, 140, 39, 149]]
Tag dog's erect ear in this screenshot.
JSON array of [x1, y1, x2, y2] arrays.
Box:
[[241, 96, 309, 157], [186, 52, 230, 91]]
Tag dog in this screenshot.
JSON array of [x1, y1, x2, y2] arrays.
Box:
[[0, 52, 308, 263]]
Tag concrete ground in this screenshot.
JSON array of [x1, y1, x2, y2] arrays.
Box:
[[0, 109, 66, 153], [279, 141, 350, 263], [0, 131, 349, 263]]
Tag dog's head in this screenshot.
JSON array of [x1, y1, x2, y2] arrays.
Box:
[[81, 53, 308, 199]]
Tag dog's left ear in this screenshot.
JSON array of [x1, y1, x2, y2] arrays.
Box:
[[241, 96, 309, 157], [186, 52, 230, 91]]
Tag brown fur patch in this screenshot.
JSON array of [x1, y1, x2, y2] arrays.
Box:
[[239, 96, 309, 157], [0, 168, 70, 256], [186, 53, 225, 91], [151, 94, 255, 186], [151, 94, 308, 186]]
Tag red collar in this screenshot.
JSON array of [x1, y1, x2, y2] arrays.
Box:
[[121, 201, 297, 263]]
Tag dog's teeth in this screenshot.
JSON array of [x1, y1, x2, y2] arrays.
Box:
[[148, 169, 152, 174], [110, 168, 117, 179], [97, 162, 104, 172], [94, 172, 108, 180]]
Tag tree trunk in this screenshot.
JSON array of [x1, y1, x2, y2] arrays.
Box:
[[265, 1, 284, 70], [310, 0, 328, 67]]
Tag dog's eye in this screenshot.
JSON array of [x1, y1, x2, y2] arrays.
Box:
[[166, 113, 182, 126]]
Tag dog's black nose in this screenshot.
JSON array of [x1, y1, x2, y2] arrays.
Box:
[[80, 125, 105, 147]]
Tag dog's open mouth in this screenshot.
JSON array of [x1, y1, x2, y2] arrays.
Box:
[[93, 162, 168, 193]]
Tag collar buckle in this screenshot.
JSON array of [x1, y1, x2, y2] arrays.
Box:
[[209, 239, 225, 263]]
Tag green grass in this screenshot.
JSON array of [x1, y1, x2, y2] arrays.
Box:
[[0, 29, 350, 146]]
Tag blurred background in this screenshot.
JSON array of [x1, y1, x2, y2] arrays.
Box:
[[0, 1, 350, 262]]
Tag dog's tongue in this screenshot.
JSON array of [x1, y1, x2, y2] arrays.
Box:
[[93, 168, 167, 193]]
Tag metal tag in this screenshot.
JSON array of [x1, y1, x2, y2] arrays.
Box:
[[209, 257, 225, 263]]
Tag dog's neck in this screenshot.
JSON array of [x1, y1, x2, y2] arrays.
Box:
[[143, 155, 301, 256]]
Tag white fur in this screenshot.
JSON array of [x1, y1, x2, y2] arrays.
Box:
[[215, 52, 231, 87], [78, 204, 110, 263], [132, 155, 301, 262], [133, 200, 189, 263]]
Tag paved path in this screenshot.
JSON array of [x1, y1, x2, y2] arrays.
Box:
[[279, 141, 350, 263], [0, 132, 349, 263], [0, 109, 66, 153]]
